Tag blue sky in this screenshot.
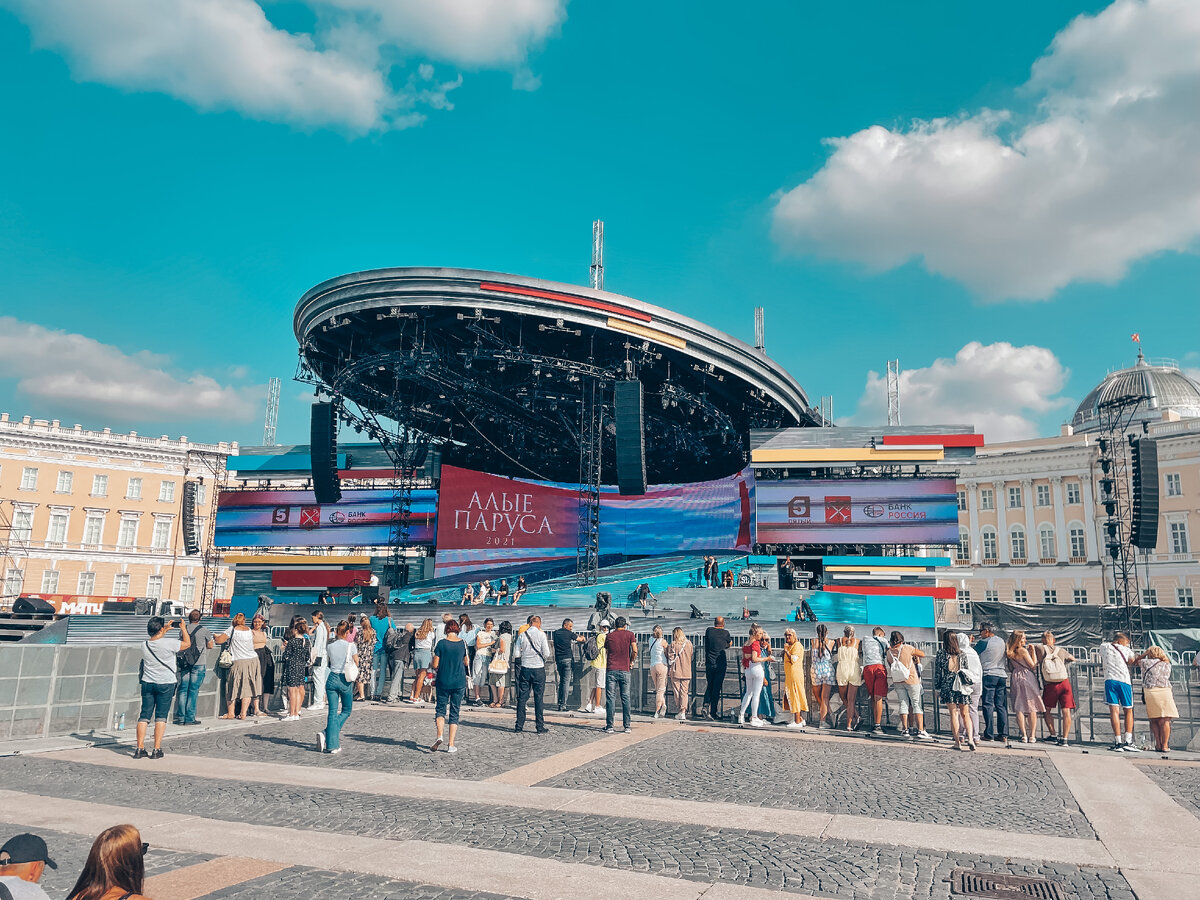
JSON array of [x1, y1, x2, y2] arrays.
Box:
[[0, 0, 1197, 446]]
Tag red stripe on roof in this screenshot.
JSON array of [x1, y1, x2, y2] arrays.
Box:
[[825, 584, 957, 599], [880, 434, 984, 447], [480, 282, 653, 323]]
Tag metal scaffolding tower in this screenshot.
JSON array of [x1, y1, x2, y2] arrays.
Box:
[[576, 377, 602, 585], [590, 220, 605, 291], [197, 452, 229, 615], [1096, 394, 1149, 640], [0, 500, 29, 603], [263, 377, 281, 446], [887, 360, 901, 426], [754, 307, 765, 352], [819, 395, 834, 427]]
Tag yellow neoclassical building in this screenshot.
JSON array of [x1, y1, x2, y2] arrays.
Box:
[[0, 413, 236, 611]]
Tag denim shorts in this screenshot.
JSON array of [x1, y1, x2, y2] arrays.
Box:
[[414, 648, 433, 670], [1104, 679, 1133, 708], [139, 681, 177, 723]]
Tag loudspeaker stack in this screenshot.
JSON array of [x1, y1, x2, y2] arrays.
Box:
[[182, 481, 201, 556], [614, 379, 647, 496], [1130, 438, 1159, 550], [310, 402, 342, 504]]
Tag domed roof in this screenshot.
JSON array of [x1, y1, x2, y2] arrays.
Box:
[[1072, 351, 1200, 433]]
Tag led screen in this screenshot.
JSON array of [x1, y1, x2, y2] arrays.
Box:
[[433, 465, 753, 576], [215, 488, 437, 548], [754, 478, 958, 545]]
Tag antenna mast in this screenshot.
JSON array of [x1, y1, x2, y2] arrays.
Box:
[[263, 377, 281, 446], [887, 360, 901, 426], [754, 307, 765, 352], [590, 220, 604, 290]]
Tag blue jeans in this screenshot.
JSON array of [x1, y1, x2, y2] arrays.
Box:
[[980, 675, 1008, 739], [175, 665, 206, 723], [373, 648, 388, 697], [139, 681, 176, 723], [435, 684, 463, 725], [324, 673, 354, 750], [606, 670, 631, 729], [757, 665, 775, 720], [556, 659, 573, 709]]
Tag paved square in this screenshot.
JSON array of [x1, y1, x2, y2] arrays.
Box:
[[539, 729, 1095, 837], [1140, 764, 1200, 820]]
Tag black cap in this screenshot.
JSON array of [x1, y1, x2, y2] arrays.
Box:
[[0, 833, 57, 869]]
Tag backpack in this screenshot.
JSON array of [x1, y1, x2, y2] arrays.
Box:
[[887, 647, 911, 683], [177, 625, 203, 671], [1041, 646, 1068, 683], [583, 635, 600, 662], [385, 625, 405, 652]]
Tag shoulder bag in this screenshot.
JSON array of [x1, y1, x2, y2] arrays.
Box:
[[342, 643, 360, 683], [140, 639, 174, 683], [218, 630, 235, 668]]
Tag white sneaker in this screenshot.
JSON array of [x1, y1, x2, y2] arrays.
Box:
[[447, 745, 459, 754], [916, 731, 934, 742], [786, 721, 805, 729], [676, 713, 686, 722], [329, 747, 342, 755], [317, 732, 326, 753], [750, 717, 765, 728]]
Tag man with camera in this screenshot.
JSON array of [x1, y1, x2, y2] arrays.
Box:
[[135, 616, 191, 760]]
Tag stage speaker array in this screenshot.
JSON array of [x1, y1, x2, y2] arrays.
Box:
[[182, 481, 201, 556], [310, 402, 342, 504], [1130, 438, 1159, 550], [13, 596, 55, 615], [614, 379, 647, 496]]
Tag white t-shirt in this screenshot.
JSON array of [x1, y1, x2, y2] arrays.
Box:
[[416, 631, 435, 651], [326, 637, 356, 675], [1100, 641, 1134, 684], [141, 636, 183, 684], [311, 621, 329, 656], [0, 876, 51, 899], [222, 627, 257, 661]]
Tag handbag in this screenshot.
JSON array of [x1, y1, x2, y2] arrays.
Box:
[[217, 629, 235, 668], [343, 649, 360, 683]]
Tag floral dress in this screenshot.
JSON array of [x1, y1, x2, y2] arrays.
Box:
[[934, 650, 969, 705], [355, 629, 374, 689], [279, 636, 309, 688], [810, 641, 836, 686]]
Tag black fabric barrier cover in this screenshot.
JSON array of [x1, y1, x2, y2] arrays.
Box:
[[971, 602, 1200, 647]]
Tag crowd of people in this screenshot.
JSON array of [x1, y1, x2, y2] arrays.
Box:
[[460, 576, 527, 605], [129, 598, 1186, 763]]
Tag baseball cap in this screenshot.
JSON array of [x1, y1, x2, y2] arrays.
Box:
[[600, 620, 611, 629], [0, 833, 57, 869]]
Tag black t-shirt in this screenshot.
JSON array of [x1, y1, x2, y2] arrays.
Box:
[[704, 627, 732, 668], [552, 627, 576, 660], [434, 638, 467, 690]]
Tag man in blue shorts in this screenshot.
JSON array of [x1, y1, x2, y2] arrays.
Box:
[[1099, 632, 1139, 752]]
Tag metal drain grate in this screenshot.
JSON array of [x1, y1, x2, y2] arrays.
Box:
[[949, 868, 1066, 900]]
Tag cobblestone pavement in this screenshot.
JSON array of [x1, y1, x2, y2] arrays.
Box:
[[164, 708, 604, 780], [200, 866, 521, 899], [0, 757, 1133, 900], [2, 825, 213, 899], [539, 730, 1094, 837], [1141, 765, 1200, 820]]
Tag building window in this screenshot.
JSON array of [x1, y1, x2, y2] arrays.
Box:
[[1170, 521, 1189, 554], [47, 512, 69, 545], [980, 488, 994, 510], [1166, 473, 1182, 497], [985, 590, 999, 602], [1073, 589, 1087, 605], [77, 571, 96, 595], [1014, 589, 1028, 604], [127, 477, 142, 500], [957, 527, 970, 560], [1008, 486, 1023, 509], [40, 569, 60, 593], [1010, 525, 1027, 561], [981, 527, 998, 561], [113, 573, 131, 596], [957, 489, 967, 511], [83, 514, 104, 546], [1179, 588, 1195, 608], [214, 577, 228, 598], [1144, 588, 1158, 607], [1107, 589, 1120, 605], [150, 518, 172, 550], [1069, 526, 1086, 558], [1038, 525, 1057, 560], [180, 576, 196, 605], [146, 575, 164, 600], [4, 569, 24, 596], [1036, 484, 1051, 507], [11, 509, 33, 542], [116, 517, 138, 549], [1043, 589, 1058, 604], [195, 483, 207, 506], [19, 467, 38, 491], [158, 481, 176, 502], [91, 474, 108, 496], [55, 471, 73, 493], [1066, 482, 1081, 505]]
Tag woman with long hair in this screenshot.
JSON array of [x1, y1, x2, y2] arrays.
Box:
[[488, 620, 514, 707], [66, 824, 148, 900], [648, 624, 669, 718], [318, 619, 359, 754], [737, 625, 772, 727], [215, 612, 258, 720], [279, 615, 310, 720], [410, 617, 436, 705], [250, 613, 274, 717], [809, 622, 836, 728], [368, 601, 394, 701], [1132, 645, 1178, 755], [1006, 630, 1046, 743], [835, 625, 863, 730], [355, 614, 376, 701], [935, 631, 976, 751], [471, 618, 496, 705], [667, 626, 693, 722]]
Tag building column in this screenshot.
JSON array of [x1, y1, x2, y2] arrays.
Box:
[[994, 480, 1010, 564], [1081, 470, 1099, 562], [1022, 479, 1036, 561], [1051, 476, 1067, 562]]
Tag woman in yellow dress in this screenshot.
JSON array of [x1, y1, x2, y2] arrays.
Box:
[[782, 627, 808, 729]]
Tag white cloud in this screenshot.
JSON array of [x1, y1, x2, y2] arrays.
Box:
[[0, 317, 259, 424], [1, 0, 565, 132], [842, 342, 1071, 442], [772, 0, 1200, 300]]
